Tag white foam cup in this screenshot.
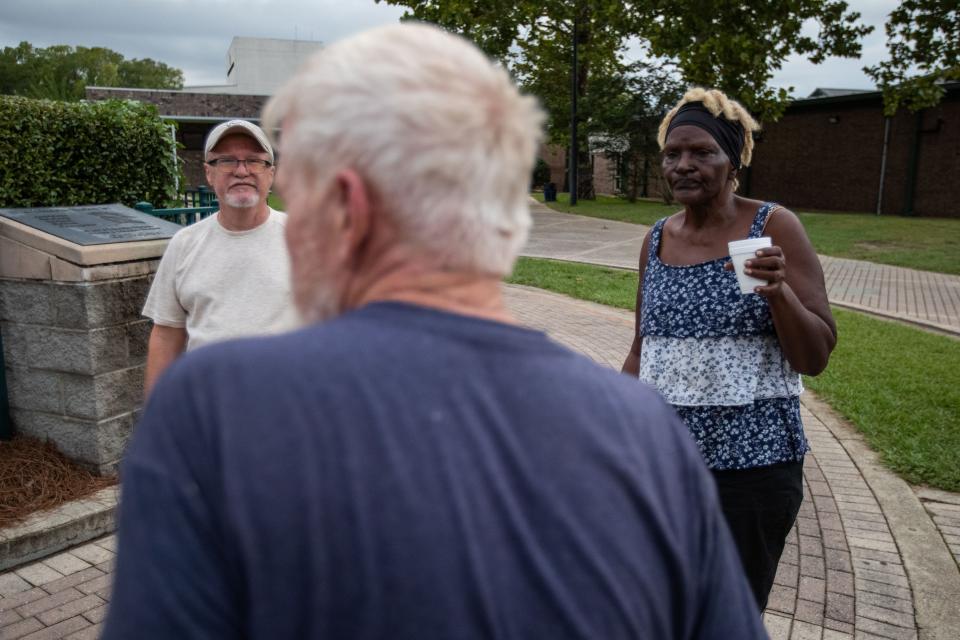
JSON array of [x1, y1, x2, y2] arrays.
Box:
[[727, 236, 773, 294]]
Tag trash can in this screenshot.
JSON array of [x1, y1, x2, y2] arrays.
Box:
[[543, 182, 557, 202]]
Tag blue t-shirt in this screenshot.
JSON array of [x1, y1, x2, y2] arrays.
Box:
[[103, 302, 765, 640]]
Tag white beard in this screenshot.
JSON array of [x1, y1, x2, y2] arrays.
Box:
[[223, 191, 259, 208]]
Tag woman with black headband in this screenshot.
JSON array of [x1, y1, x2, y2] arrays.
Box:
[[622, 87, 837, 611]]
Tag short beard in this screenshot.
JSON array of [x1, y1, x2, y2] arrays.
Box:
[[223, 191, 259, 208]]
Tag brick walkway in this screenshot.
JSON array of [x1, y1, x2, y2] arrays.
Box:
[[506, 285, 960, 639], [820, 257, 960, 335], [2, 287, 958, 639], [523, 200, 960, 336], [0, 536, 114, 639]]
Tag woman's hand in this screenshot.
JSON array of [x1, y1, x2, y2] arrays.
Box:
[[724, 246, 787, 298], [730, 208, 836, 375]]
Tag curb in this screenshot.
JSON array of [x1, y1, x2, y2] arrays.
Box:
[[827, 299, 960, 339], [525, 201, 960, 340], [518, 255, 960, 339], [0, 486, 118, 572], [801, 393, 960, 640]]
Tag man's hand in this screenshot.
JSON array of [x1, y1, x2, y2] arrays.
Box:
[[144, 325, 188, 397]]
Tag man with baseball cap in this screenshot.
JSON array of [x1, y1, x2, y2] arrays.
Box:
[[141, 119, 298, 395]]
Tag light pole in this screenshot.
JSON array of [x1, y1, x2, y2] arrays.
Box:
[[569, 14, 578, 206]]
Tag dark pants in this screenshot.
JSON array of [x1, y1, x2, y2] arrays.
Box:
[[711, 460, 804, 611]]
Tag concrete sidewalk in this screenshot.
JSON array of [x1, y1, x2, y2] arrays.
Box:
[[522, 200, 960, 336]]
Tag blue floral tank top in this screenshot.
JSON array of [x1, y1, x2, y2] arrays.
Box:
[[638, 202, 808, 470]]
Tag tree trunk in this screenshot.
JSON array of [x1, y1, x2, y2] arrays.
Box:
[[624, 152, 638, 202], [640, 154, 649, 199], [573, 7, 595, 200], [577, 149, 595, 200]]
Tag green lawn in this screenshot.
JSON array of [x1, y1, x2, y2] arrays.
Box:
[[532, 192, 678, 225], [532, 192, 960, 275], [508, 257, 638, 310], [506, 257, 960, 492], [804, 308, 960, 492]]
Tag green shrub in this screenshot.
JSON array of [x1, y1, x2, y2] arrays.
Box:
[[531, 157, 553, 189], [0, 96, 178, 208]]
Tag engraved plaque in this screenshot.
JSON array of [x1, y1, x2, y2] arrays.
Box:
[[0, 203, 184, 246]]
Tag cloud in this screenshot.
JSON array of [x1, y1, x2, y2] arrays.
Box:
[[0, 0, 899, 93], [0, 0, 406, 84]]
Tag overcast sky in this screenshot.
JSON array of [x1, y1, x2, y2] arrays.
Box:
[[1, 0, 900, 98]]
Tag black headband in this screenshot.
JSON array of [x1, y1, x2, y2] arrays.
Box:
[[665, 102, 746, 169]]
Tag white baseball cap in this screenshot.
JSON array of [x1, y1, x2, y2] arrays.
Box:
[[204, 119, 274, 163]]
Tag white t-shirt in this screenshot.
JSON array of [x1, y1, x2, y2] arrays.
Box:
[[142, 208, 299, 351]]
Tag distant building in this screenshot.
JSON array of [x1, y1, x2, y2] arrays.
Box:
[[86, 37, 323, 191], [187, 37, 323, 95], [805, 88, 874, 99], [747, 83, 960, 217], [578, 83, 960, 217]]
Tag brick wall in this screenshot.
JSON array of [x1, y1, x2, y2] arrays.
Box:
[[539, 145, 567, 189], [538, 144, 674, 202], [592, 153, 618, 195], [911, 94, 960, 217], [747, 98, 886, 212], [176, 123, 215, 191], [84, 88, 267, 118], [747, 89, 960, 217]]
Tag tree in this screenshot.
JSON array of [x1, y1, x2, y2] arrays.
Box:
[[633, 0, 873, 121], [377, 0, 641, 200], [118, 57, 185, 90], [865, 0, 960, 115], [591, 61, 685, 202], [0, 42, 36, 96], [512, 5, 641, 199], [0, 42, 183, 101], [376, 0, 873, 196]]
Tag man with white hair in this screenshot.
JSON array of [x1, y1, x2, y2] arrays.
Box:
[[104, 24, 766, 639], [141, 119, 298, 395]]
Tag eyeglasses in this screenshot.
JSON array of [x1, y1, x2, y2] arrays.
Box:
[[206, 158, 274, 174]]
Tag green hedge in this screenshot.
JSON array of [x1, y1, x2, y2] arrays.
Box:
[[0, 96, 178, 208], [531, 157, 552, 188]]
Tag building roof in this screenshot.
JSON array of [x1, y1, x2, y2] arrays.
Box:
[[807, 88, 875, 99], [793, 83, 960, 108]]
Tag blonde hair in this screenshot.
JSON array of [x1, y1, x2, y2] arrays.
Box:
[[262, 23, 545, 277], [657, 88, 761, 172]]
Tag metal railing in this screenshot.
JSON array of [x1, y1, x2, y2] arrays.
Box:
[[182, 186, 218, 208], [135, 187, 219, 226], [135, 202, 218, 226]]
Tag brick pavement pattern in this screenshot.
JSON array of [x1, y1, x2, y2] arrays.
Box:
[[505, 285, 960, 639], [3, 285, 958, 638], [523, 200, 960, 336], [820, 257, 960, 335], [913, 488, 960, 571], [522, 200, 960, 586], [0, 536, 114, 639]]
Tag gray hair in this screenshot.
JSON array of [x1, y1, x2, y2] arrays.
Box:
[[263, 23, 545, 276]]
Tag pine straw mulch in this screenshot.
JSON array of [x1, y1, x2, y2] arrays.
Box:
[[0, 435, 117, 529]]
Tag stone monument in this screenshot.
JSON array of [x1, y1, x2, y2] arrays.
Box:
[[0, 204, 181, 474]]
